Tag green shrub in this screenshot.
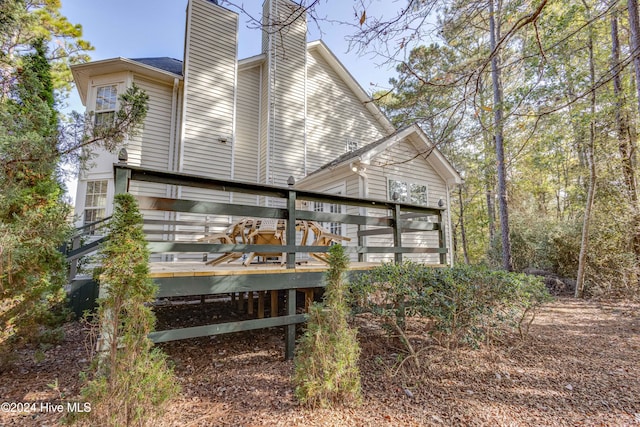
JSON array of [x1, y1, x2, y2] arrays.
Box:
[[294, 244, 361, 408], [352, 263, 552, 349], [75, 194, 179, 426]]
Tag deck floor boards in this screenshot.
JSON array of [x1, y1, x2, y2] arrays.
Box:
[[149, 261, 384, 278]]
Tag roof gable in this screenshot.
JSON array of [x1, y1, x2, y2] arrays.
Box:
[[307, 124, 462, 185]]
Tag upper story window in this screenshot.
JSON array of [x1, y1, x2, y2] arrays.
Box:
[[388, 178, 428, 206], [95, 85, 118, 127]]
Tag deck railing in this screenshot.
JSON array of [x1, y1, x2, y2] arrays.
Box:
[[114, 163, 449, 266]]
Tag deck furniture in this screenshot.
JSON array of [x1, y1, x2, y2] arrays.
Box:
[[199, 217, 252, 266], [306, 221, 352, 264], [243, 218, 286, 266]]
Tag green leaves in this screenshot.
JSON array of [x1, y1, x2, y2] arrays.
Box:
[[352, 263, 551, 349], [294, 244, 362, 408], [80, 193, 179, 425]]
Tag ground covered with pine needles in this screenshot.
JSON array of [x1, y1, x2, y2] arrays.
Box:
[[1, 297, 639, 426]]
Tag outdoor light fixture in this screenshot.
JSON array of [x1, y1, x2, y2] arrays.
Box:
[[287, 176, 296, 187], [392, 191, 399, 201], [118, 148, 128, 163], [438, 199, 445, 208]]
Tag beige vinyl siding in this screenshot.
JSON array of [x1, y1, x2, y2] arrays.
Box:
[[264, 0, 307, 188], [305, 50, 387, 172], [259, 62, 269, 185], [127, 76, 173, 170], [295, 169, 360, 260], [233, 65, 261, 206], [182, 0, 237, 180], [365, 139, 450, 263], [126, 75, 174, 239]]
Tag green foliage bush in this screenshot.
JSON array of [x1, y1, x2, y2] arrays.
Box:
[[0, 40, 71, 368], [352, 263, 552, 349], [488, 206, 638, 298], [294, 244, 361, 408], [76, 194, 179, 426]]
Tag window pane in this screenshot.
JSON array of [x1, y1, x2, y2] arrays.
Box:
[[84, 208, 105, 223], [410, 183, 427, 206], [388, 179, 409, 202], [95, 111, 115, 127], [96, 85, 117, 111]]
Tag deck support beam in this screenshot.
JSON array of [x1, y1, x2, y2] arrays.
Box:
[[285, 288, 296, 360]]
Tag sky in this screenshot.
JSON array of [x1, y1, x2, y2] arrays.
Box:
[[58, 0, 407, 202]]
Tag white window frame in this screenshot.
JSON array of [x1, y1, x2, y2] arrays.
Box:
[[387, 177, 429, 206], [314, 183, 346, 237], [94, 84, 118, 127], [84, 179, 109, 229]]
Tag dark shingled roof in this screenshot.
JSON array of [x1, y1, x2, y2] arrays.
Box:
[[130, 57, 183, 76]]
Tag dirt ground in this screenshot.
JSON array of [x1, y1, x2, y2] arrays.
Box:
[[1, 297, 639, 426]]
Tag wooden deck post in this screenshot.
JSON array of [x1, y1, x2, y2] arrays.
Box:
[[286, 190, 297, 268], [357, 224, 364, 262], [285, 288, 296, 360], [247, 291, 254, 315], [238, 292, 245, 312], [439, 210, 447, 265], [258, 292, 265, 319], [392, 203, 403, 264], [270, 290, 278, 317]]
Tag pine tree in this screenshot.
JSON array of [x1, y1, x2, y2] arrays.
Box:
[[294, 244, 361, 408], [79, 194, 179, 426], [0, 39, 70, 362]]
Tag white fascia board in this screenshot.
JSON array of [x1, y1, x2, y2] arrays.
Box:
[[71, 57, 183, 105], [238, 53, 266, 70], [306, 40, 395, 135], [320, 124, 462, 186]]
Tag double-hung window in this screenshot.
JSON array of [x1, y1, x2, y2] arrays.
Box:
[[94, 85, 118, 127], [84, 180, 108, 231]]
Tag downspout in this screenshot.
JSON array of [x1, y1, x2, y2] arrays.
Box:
[[168, 77, 180, 175], [355, 167, 369, 262], [303, 40, 308, 176], [256, 63, 263, 205], [167, 77, 180, 259], [229, 12, 239, 204]]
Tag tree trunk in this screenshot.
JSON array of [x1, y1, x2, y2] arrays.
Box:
[[617, 7, 640, 267], [458, 185, 470, 264], [628, 0, 640, 113], [476, 75, 497, 245], [576, 3, 597, 298], [489, 0, 513, 271]]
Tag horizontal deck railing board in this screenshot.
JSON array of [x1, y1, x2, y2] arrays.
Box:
[[65, 237, 107, 261], [137, 196, 287, 219], [153, 272, 329, 296], [148, 314, 307, 343], [357, 223, 440, 237], [146, 242, 448, 255], [143, 219, 230, 228], [123, 165, 444, 215]]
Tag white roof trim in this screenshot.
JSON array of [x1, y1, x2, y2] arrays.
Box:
[[71, 57, 183, 105], [300, 124, 462, 186], [238, 53, 266, 69]]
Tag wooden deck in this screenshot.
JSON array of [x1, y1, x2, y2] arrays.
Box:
[[150, 260, 382, 278], [67, 165, 451, 359]]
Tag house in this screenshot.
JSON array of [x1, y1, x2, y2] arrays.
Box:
[[71, 0, 462, 264]]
